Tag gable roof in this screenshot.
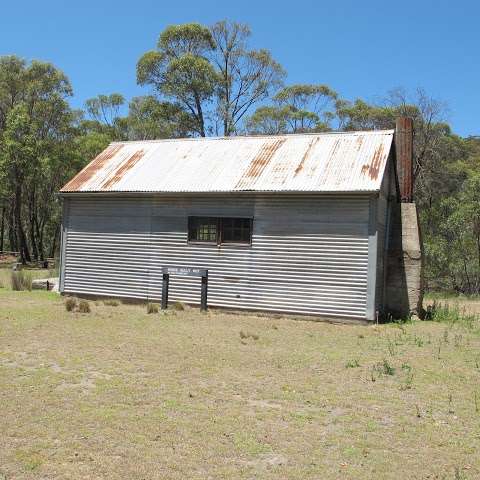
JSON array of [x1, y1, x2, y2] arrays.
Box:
[[60, 130, 394, 194]]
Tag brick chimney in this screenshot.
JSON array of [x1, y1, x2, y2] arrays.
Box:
[[385, 116, 424, 319], [394, 117, 414, 202]]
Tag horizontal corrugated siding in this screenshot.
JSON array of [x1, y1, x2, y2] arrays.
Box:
[[63, 194, 370, 319]]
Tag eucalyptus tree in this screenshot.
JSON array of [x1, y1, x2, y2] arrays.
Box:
[[137, 23, 218, 137], [245, 83, 337, 134], [137, 21, 286, 137], [125, 96, 195, 140], [0, 55, 76, 262], [210, 20, 285, 136]]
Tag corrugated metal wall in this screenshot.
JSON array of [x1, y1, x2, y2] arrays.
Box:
[[375, 158, 395, 314], [62, 194, 372, 319]]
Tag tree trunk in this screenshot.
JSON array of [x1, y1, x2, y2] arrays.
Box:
[[0, 206, 4, 252], [50, 224, 60, 258], [8, 205, 17, 252], [194, 93, 206, 137], [14, 184, 31, 264], [28, 190, 39, 261]]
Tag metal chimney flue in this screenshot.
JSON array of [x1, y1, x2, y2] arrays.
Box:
[[394, 117, 414, 202]]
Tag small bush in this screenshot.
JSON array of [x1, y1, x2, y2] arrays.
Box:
[[104, 299, 119, 306], [147, 303, 159, 314], [374, 359, 395, 376], [65, 297, 77, 312], [239, 330, 259, 341], [78, 300, 91, 314], [427, 302, 478, 329], [11, 270, 32, 291], [345, 359, 360, 368], [172, 302, 185, 311]]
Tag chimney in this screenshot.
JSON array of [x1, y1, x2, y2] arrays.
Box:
[[394, 117, 414, 202]]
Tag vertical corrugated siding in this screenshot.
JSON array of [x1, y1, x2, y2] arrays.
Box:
[[375, 158, 394, 312], [63, 194, 371, 319]]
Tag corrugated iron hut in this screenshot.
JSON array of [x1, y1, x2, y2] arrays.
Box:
[[58, 118, 423, 322]]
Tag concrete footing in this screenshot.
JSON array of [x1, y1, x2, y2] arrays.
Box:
[[385, 203, 424, 319]]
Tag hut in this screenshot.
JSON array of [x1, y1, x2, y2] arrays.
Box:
[[58, 117, 423, 322]]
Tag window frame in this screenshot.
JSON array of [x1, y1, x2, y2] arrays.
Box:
[[187, 216, 253, 246]]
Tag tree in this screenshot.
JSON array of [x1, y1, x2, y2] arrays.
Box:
[[426, 171, 480, 293], [245, 105, 289, 135], [210, 20, 285, 136], [85, 93, 125, 127], [124, 96, 194, 140], [245, 83, 336, 135], [273, 84, 337, 132], [0, 56, 75, 262], [137, 23, 218, 137]]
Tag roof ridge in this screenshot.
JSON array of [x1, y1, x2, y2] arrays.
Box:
[[110, 129, 395, 145]]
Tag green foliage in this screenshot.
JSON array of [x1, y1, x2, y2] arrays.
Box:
[[427, 302, 478, 330], [0, 55, 76, 263], [246, 83, 336, 134], [124, 96, 194, 140], [373, 359, 395, 376], [85, 93, 125, 127], [211, 20, 285, 135], [137, 21, 285, 137], [137, 23, 217, 137], [345, 359, 360, 368]]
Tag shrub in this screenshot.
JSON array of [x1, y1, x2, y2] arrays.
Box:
[[65, 297, 77, 312], [374, 359, 395, 376], [147, 303, 159, 314], [345, 359, 360, 368], [427, 302, 478, 329], [239, 330, 259, 341], [172, 302, 185, 311], [78, 300, 91, 313], [104, 299, 119, 306], [11, 270, 32, 291]]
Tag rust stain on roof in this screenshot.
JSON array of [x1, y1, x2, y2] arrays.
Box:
[[361, 143, 384, 180], [101, 150, 145, 190], [61, 144, 124, 191], [235, 138, 286, 189], [321, 138, 342, 185], [294, 137, 319, 176], [356, 135, 364, 150]]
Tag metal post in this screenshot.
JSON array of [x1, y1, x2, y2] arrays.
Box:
[[200, 273, 208, 311], [161, 273, 169, 309]]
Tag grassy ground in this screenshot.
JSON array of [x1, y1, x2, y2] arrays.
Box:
[[1, 274, 480, 479]]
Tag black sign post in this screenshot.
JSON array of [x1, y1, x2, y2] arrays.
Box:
[[161, 267, 208, 311]]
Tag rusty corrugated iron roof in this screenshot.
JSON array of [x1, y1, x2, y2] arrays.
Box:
[[60, 130, 394, 193]]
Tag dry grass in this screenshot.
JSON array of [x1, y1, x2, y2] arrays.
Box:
[[172, 301, 185, 311], [77, 299, 91, 314], [103, 299, 120, 307], [1, 285, 480, 479], [146, 302, 159, 314], [10, 270, 32, 291], [64, 297, 77, 312]]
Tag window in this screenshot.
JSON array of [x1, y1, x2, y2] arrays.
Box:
[[188, 217, 252, 245], [188, 217, 217, 242]]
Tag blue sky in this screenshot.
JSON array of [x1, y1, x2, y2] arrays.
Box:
[[1, 0, 478, 136]]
